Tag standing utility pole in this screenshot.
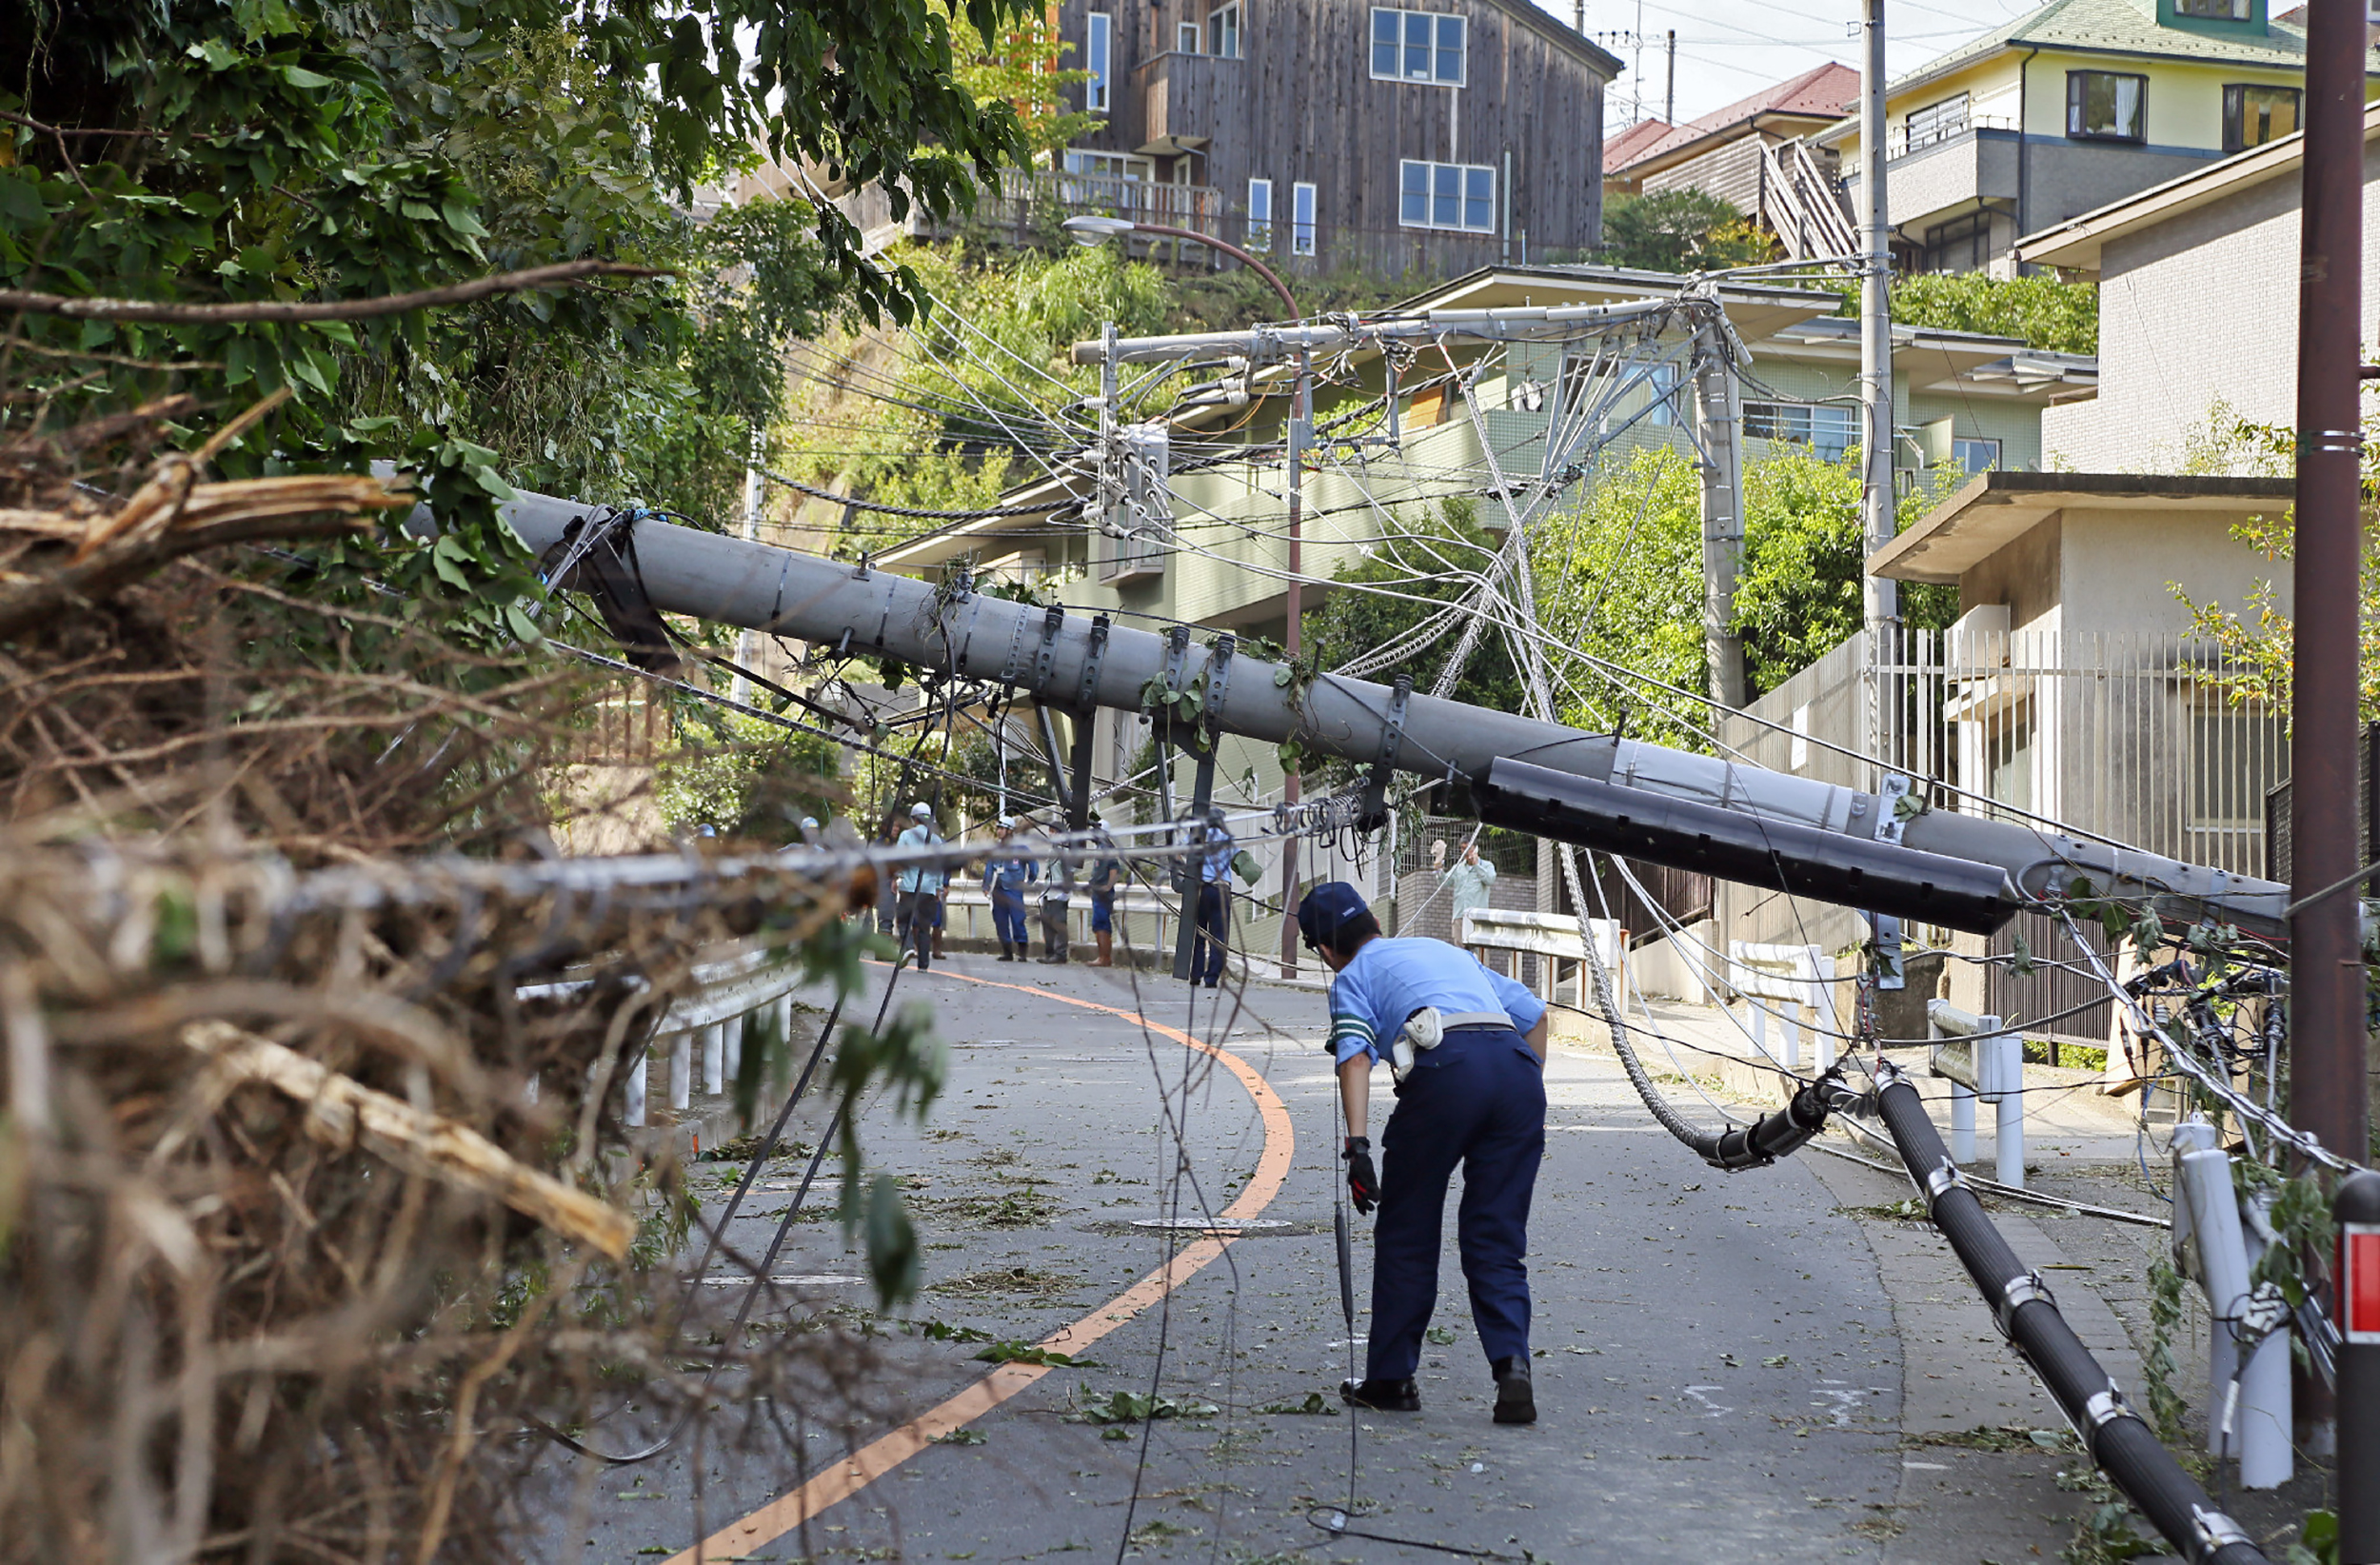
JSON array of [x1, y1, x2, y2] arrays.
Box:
[[1694, 330, 1747, 709], [731, 427, 764, 706], [2290, 0, 2369, 1461], [1665, 30, 1677, 127], [1858, 0, 1899, 764]]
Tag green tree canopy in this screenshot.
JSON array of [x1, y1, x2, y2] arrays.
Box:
[[1598, 189, 1774, 274], [1823, 271, 2099, 356]]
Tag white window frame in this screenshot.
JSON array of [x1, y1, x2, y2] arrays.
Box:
[[1086, 11, 1112, 111], [1062, 149, 1151, 180], [1369, 8, 1465, 86], [1177, 19, 1200, 53], [1292, 181, 1318, 256], [1743, 399, 1858, 461], [1397, 159, 1496, 233], [1247, 177, 1274, 250], [1208, 1, 1243, 59], [1950, 435, 2001, 475]]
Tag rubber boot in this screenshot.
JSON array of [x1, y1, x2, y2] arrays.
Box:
[[1094, 931, 1113, 967], [997, 941, 1015, 962]]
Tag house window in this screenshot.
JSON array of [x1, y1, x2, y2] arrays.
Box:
[[2067, 70, 2146, 142], [1062, 149, 1150, 181], [1743, 399, 1857, 460], [1905, 92, 1970, 152], [2223, 85, 2301, 152], [1208, 2, 1243, 59], [1370, 8, 1464, 85], [1951, 436, 2001, 475], [1398, 159, 1495, 232], [1292, 181, 1317, 256], [1177, 20, 1200, 52], [1086, 11, 1111, 111], [1920, 210, 1994, 272], [1632, 360, 1680, 426], [2175, 0, 2251, 16], [1247, 177, 1273, 250]]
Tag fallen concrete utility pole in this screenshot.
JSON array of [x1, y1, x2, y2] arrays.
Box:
[[1866, 1060, 2272, 1565], [484, 493, 2293, 936]]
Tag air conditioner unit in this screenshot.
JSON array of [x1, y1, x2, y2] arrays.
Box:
[[1944, 603, 2011, 670]]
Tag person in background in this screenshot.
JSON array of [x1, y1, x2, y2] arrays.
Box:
[[1085, 822, 1123, 967], [1192, 805, 1234, 989], [1033, 817, 1074, 964], [983, 815, 1037, 962], [893, 802, 945, 972], [1441, 836, 1497, 942], [873, 812, 902, 936]]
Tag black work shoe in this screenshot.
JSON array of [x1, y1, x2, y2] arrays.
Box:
[[1339, 1377, 1420, 1412], [1491, 1357, 1536, 1425], [997, 944, 1015, 962]]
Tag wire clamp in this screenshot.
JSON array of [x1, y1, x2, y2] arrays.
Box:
[[1202, 634, 1237, 748], [1356, 675, 1413, 833], [1030, 604, 1065, 695], [2190, 1505, 2251, 1557], [1924, 1159, 1966, 1205], [1995, 1270, 2054, 1337], [1072, 614, 1111, 712], [2083, 1381, 2131, 1429]]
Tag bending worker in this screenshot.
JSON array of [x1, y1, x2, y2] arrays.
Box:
[[1297, 881, 1549, 1426]]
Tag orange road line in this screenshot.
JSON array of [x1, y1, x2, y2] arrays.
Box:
[[666, 971, 1297, 1565]]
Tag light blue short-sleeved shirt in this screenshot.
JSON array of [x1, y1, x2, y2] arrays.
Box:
[[1324, 936, 1546, 1066]]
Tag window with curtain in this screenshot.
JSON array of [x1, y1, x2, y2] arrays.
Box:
[[2067, 70, 2146, 142], [2223, 85, 2300, 151]]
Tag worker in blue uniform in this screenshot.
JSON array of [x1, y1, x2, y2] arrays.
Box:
[[983, 815, 1038, 961], [1297, 881, 1549, 1425]]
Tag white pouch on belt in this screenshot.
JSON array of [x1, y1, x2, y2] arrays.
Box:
[[1391, 1006, 1445, 1084]]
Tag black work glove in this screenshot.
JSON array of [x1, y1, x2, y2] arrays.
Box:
[[1342, 1137, 1378, 1216]]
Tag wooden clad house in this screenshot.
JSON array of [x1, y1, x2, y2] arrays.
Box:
[[971, 2, 1617, 277]]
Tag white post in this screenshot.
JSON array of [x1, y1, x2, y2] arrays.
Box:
[[2179, 1147, 2291, 1485], [1777, 1000, 1802, 1076], [1938, 1014, 1977, 1162], [723, 1012, 744, 1089], [625, 1047, 648, 1128], [1976, 1025, 2023, 1188], [1812, 956, 1839, 1075], [702, 1020, 725, 1096], [670, 1030, 693, 1112]]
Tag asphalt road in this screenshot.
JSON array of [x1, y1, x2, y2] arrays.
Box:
[[548, 952, 1934, 1565]]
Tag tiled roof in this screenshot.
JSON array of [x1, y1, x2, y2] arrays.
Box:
[[1887, 0, 2345, 97], [1609, 62, 1858, 172], [1603, 117, 1676, 173]]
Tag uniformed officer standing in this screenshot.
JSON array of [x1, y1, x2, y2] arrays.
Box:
[[1296, 881, 1549, 1425]]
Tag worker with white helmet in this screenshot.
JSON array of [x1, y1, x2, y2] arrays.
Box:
[[894, 802, 946, 971]]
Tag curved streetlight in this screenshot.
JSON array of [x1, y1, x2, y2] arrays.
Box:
[[1061, 211, 1312, 977]]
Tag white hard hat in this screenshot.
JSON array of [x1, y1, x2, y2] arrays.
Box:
[[910, 802, 933, 819], [800, 816, 820, 831], [997, 814, 1018, 829]]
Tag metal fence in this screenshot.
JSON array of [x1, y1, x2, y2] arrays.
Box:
[[1716, 627, 2288, 1043]]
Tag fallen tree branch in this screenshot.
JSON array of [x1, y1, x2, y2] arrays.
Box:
[[182, 1020, 636, 1259], [0, 259, 672, 325]]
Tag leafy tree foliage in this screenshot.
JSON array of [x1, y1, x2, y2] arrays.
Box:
[[2, 0, 1034, 633], [1821, 271, 2099, 356], [1597, 190, 1774, 274], [1531, 445, 1961, 746]]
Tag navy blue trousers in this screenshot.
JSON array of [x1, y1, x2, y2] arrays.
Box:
[[1193, 883, 1229, 982], [1367, 1030, 1546, 1381], [991, 887, 1030, 946]]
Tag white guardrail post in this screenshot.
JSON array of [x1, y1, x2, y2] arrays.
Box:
[[1729, 942, 1840, 1076], [2176, 1138, 2291, 1488], [1926, 999, 2021, 1186]]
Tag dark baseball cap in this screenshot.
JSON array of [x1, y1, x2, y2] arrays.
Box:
[[1296, 882, 1370, 949]]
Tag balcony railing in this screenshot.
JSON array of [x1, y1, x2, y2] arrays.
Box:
[[1883, 114, 2017, 161]]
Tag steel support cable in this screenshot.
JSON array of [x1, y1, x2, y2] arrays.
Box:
[[1861, 1058, 2270, 1565]]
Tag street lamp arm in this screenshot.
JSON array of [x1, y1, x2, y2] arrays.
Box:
[[1118, 222, 1300, 323]]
